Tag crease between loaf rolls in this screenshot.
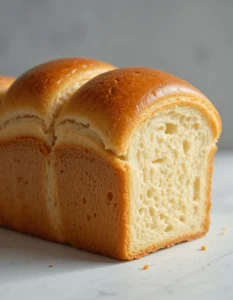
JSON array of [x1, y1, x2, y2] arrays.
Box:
[[0, 58, 115, 241]]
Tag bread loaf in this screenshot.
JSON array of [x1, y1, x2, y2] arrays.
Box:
[[0, 58, 115, 241], [0, 64, 221, 260]]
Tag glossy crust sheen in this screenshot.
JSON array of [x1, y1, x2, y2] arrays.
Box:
[[0, 75, 15, 100], [58, 68, 222, 156], [1, 58, 115, 125]]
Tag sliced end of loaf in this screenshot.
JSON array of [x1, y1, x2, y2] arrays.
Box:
[[127, 106, 215, 258]]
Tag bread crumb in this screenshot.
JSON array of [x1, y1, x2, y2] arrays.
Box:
[[48, 265, 53, 268], [143, 264, 149, 270], [221, 232, 225, 236], [201, 245, 207, 251], [223, 226, 227, 231]]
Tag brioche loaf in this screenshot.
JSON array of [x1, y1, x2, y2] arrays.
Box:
[[0, 63, 221, 260], [0, 58, 115, 241]]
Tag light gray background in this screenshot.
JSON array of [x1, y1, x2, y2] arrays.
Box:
[[0, 0, 232, 149]]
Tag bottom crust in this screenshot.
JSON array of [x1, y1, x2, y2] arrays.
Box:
[[126, 226, 209, 260]]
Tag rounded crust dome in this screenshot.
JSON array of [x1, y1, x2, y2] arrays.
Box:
[[0, 75, 15, 98], [1, 58, 115, 125], [58, 68, 222, 156]]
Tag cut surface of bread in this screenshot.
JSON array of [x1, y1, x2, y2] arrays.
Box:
[[127, 106, 214, 257], [0, 66, 221, 260]]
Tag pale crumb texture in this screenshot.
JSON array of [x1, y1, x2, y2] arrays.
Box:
[[128, 107, 212, 255]]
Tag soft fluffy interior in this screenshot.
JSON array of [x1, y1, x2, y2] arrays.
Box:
[[128, 106, 214, 254]]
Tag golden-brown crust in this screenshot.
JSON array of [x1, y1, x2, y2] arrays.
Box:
[[124, 230, 208, 260], [59, 68, 221, 156], [203, 144, 217, 232], [0, 137, 56, 241], [52, 142, 129, 259], [0, 75, 15, 100], [1, 58, 115, 125]]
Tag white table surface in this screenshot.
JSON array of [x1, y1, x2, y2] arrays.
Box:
[[0, 151, 232, 300]]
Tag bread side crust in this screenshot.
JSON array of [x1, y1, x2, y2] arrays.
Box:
[[52, 141, 130, 259], [0, 136, 58, 241]]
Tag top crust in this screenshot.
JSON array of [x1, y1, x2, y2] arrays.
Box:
[[57, 68, 222, 156], [0, 75, 15, 100], [0, 58, 115, 128]]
